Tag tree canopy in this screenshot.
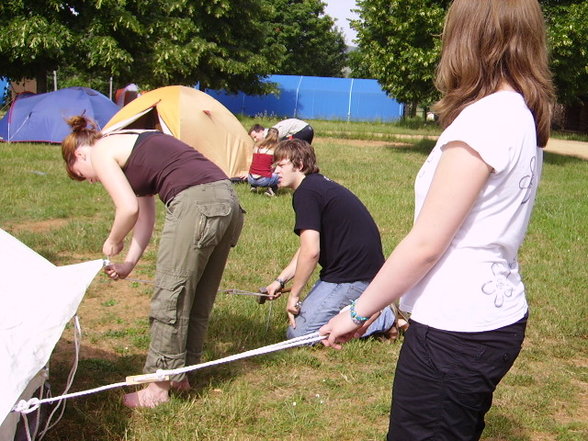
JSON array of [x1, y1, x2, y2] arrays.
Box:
[[0, 0, 349, 95], [349, 0, 446, 113], [349, 0, 588, 112], [0, 0, 274, 94], [544, 1, 588, 104], [261, 0, 348, 77]]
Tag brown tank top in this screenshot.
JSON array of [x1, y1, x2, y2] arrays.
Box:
[[123, 132, 227, 204]]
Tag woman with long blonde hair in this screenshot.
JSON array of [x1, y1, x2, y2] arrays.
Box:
[[320, 0, 554, 439]]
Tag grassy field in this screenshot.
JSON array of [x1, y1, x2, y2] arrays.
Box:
[[0, 120, 586, 441]]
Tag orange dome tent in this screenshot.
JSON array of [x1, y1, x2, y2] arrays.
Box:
[[103, 86, 252, 178]]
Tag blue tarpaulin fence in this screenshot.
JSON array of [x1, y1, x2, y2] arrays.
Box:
[[0, 78, 9, 106], [205, 75, 404, 122]]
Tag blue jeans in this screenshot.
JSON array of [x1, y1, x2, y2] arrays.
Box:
[[286, 279, 395, 339], [248, 174, 279, 189]]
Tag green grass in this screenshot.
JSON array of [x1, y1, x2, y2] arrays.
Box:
[[0, 123, 586, 441]]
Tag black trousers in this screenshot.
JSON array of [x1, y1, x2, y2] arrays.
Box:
[[387, 314, 527, 441], [291, 125, 314, 144]]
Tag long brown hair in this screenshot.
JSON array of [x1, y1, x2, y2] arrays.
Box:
[[256, 127, 279, 152], [433, 0, 555, 147], [62, 115, 103, 181]]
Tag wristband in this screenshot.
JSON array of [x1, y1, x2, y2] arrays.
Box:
[[275, 278, 286, 290], [349, 300, 370, 326]]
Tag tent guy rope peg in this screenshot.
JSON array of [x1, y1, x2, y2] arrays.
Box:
[[125, 371, 170, 385]]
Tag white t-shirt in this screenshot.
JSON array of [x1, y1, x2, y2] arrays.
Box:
[[273, 118, 308, 139], [401, 91, 542, 332]]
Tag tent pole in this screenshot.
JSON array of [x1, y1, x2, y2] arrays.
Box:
[[53, 71, 57, 91], [109, 77, 113, 100]]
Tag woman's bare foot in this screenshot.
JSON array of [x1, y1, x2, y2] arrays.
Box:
[[123, 381, 170, 409], [170, 378, 191, 392]]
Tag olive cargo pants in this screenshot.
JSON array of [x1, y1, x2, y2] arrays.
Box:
[[144, 180, 243, 382]]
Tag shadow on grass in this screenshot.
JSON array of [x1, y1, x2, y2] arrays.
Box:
[[384, 138, 436, 156], [384, 141, 587, 167], [43, 308, 284, 440], [484, 411, 531, 441], [543, 150, 587, 166]]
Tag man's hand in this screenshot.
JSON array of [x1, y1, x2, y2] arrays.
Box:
[[264, 280, 285, 300], [286, 294, 302, 328]]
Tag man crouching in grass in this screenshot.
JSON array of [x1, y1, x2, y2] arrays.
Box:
[[264, 139, 398, 340]]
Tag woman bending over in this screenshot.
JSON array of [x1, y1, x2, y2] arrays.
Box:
[[62, 118, 244, 408]]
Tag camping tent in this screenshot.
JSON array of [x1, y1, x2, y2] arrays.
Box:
[[114, 83, 140, 107], [0, 87, 118, 143], [103, 86, 253, 178], [0, 229, 103, 440]]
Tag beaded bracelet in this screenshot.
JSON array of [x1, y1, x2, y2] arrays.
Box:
[[349, 300, 370, 326]]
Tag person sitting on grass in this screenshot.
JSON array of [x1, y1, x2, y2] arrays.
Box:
[[247, 127, 280, 196], [263, 138, 398, 340], [61, 117, 244, 409]]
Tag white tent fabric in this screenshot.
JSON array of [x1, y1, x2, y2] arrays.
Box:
[[0, 229, 102, 436]]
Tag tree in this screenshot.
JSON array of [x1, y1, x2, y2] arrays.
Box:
[[0, 1, 75, 92], [544, 1, 588, 104], [0, 0, 274, 94], [261, 0, 348, 77], [351, 0, 588, 114], [349, 0, 446, 115]]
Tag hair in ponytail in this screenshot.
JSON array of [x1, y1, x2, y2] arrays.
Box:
[[62, 115, 103, 180]]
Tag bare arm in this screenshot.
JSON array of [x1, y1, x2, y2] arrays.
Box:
[[320, 142, 492, 347], [264, 229, 320, 326], [266, 248, 301, 298], [91, 143, 140, 257], [104, 196, 156, 280], [286, 229, 320, 327]]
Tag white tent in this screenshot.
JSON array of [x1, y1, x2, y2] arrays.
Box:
[[0, 229, 102, 440]]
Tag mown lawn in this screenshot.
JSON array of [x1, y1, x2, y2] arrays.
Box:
[[0, 120, 586, 441]]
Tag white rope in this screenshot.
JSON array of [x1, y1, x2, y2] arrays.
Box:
[[12, 332, 326, 414], [38, 315, 82, 439], [152, 332, 325, 379], [17, 315, 83, 441]]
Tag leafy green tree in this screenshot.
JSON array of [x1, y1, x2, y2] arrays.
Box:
[[262, 0, 348, 77], [0, 0, 273, 94], [544, 1, 588, 104], [0, 1, 75, 92], [349, 0, 446, 115], [350, 0, 588, 115]]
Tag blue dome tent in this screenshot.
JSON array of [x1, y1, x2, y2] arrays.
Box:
[[0, 87, 118, 143]]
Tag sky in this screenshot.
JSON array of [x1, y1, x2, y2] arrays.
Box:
[[323, 0, 359, 46]]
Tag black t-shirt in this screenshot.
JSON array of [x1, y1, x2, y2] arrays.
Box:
[[292, 173, 384, 283]]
